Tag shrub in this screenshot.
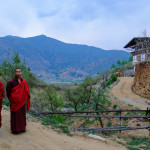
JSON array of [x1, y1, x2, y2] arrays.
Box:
[[107, 121, 112, 127], [106, 80, 112, 86], [111, 75, 117, 82], [52, 114, 65, 123], [113, 104, 118, 109]]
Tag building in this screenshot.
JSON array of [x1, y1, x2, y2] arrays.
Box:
[[124, 37, 150, 63], [124, 37, 150, 98]]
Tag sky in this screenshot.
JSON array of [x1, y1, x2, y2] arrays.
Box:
[[0, 0, 150, 50]]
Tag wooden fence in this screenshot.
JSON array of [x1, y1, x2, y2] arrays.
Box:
[[40, 108, 150, 135]]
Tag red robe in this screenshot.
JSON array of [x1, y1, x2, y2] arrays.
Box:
[[9, 79, 30, 112], [0, 81, 5, 128], [6, 78, 30, 132]]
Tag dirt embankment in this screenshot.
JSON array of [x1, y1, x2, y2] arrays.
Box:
[[133, 61, 150, 98]]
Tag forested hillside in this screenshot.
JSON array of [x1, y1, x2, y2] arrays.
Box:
[[0, 35, 130, 82]]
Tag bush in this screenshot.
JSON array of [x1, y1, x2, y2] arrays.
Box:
[[52, 114, 65, 123], [113, 104, 118, 109], [107, 121, 112, 127], [106, 75, 117, 86], [111, 75, 117, 82], [106, 80, 112, 86]]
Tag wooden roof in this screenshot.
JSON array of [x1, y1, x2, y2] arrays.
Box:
[[124, 37, 150, 48]]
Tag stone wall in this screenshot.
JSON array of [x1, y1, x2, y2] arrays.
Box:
[[133, 61, 150, 98]]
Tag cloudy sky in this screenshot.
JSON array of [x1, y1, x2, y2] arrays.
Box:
[[0, 0, 150, 50]]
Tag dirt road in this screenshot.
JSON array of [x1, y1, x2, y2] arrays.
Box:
[[111, 77, 149, 109], [0, 109, 126, 150]]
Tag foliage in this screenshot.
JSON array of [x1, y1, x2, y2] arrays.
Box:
[[117, 60, 121, 66], [31, 85, 64, 113], [116, 136, 150, 150], [111, 64, 116, 69], [31, 91, 49, 113], [106, 80, 112, 86], [128, 55, 133, 62], [0, 51, 41, 88], [106, 75, 117, 86], [65, 76, 94, 111], [111, 74, 117, 82], [126, 137, 149, 146], [45, 85, 64, 112], [52, 114, 65, 123], [41, 116, 72, 136], [113, 104, 118, 109], [2, 99, 10, 106], [106, 121, 112, 127]]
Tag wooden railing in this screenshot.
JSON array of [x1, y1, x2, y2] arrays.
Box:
[[40, 108, 150, 136]]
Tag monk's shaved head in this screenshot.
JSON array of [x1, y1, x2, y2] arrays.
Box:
[[14, 68, 22, 72], [14, 68, 22, 78]]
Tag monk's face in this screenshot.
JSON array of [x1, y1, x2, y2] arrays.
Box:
[[14, 69, 22, 78]]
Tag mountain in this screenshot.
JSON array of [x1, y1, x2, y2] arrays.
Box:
[[0, 35, 130, 82]]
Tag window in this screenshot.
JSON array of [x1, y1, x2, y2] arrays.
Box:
[[133, 56, 136, 61], [141, 54, 145, 61]]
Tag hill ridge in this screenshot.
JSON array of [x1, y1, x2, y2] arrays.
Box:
[[0, 35, 130, 82]]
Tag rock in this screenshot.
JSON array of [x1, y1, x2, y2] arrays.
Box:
[[88, 134, 106, 141]]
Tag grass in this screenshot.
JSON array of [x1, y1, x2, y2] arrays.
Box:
[[128, 104, 134, 107], [126, 137, 149, 146], [27, 110, 73, 136], [58, 125, 73, 136], [116, 136, 150, 150], [41, 116, 73, 136], [2, 99, 10, 106], [117, 141, 126, 146]]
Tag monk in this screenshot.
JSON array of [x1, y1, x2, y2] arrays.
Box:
[[6, 68, 30, 134], [0, 81, 4, 128]]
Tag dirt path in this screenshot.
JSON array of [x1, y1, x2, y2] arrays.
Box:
[[111, 77, 149, 109], [0, 109, 126, 150]]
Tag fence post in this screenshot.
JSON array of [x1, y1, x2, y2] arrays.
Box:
[[119, 110, 122, 133], [146, 107, 150, 137], [148, 108, 150, 137], [149, 120, 150, 138]]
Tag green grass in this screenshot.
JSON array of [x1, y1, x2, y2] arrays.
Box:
[[127, 146, 140, 150], [2, 99, 10, 106], [58, 125, 73, 136], [126, 137, 149, 146], [117, 136, 150, 150], [117, 141, 126, 146]]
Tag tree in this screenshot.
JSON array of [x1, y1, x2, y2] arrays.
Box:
[[65, 88, 81, 111], [65, 76, 94, 111], [0, 50, 40, 87], [117, 60, 121, 66], [111, 64, 116, 69], [122, 60, 126, 65], [45, 85, 64, 112], [128, 55, 133, 62]]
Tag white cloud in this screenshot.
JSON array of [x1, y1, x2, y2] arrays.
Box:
[[0, 0, 150, 49]]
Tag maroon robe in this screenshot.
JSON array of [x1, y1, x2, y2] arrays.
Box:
[[6, 77, 27, 132], [0, 81, 5, 128]]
